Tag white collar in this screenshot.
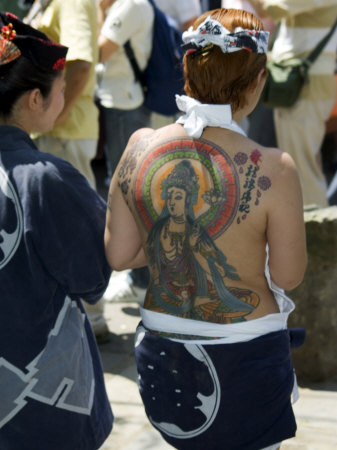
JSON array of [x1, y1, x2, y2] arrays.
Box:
[[175, 95, 246, 138]]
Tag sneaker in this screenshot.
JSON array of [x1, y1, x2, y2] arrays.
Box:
[[103, 274, 146, 304]]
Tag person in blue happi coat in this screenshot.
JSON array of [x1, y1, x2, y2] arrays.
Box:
[[0, 11, 113, 449]]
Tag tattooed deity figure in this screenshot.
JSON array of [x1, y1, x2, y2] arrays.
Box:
[[146, 160, 258, 323]]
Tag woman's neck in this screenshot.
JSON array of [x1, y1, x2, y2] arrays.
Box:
[[0, 117, 26, 131], [0, 104, 31, 133], [0, 92, 37, 133]]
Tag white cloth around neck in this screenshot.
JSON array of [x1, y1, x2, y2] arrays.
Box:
[[175, 95, 246, 138]]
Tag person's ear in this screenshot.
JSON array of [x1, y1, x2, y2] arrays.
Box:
[[255, 68, 267, 91], [258, 67, 268, 84], [248, 68, 267, 98], [27, 88, 43, 111]]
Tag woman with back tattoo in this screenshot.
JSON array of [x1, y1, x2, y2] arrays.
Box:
[[105, 8, 307, 449]]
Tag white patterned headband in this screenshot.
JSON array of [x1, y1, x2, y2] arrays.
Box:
[[181, 16, 269, 56]]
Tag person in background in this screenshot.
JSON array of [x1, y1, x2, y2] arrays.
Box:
[[105, 8, 307, 449], [96, 0, 154, 183], [221, 0, 277, 146], [25, 0, 110, 342], [154, 0, 202, 32], [0, 12, 113, 449], [201, 0, 221, 13], [326, 57, 337, 205], [249, 0, 337, 207], [150, 0, 202, 130], [222, 0, 274, 32], [96, 0, 154, 304]]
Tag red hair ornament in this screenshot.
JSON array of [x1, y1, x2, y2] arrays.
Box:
[[0, 12, 68, 70], [0, 23, 21, 66]]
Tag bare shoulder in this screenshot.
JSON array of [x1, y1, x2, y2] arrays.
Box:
[[116, 126, 175, 197], [117, 128, 155, 179], [124, 124, 184, 159], [261, 145, 297, 172], [270, 148, 300, 191], [127, 127, 155, 150], [125, 124, 177, 153], [254, 144, 300, 190]]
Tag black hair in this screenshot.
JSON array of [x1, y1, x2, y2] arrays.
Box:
[[0, 56, 61, 118]]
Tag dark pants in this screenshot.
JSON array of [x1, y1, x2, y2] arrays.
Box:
[[130, 266, 150, 289], [248, 102, 277, 148], [101, 103, 151, 178]]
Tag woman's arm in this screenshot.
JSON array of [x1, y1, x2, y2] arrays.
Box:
[[266, 151, 307, 290], [104, 170, 147, 271], [54, 60, 91, 126], [104, 128, 155, 271], [98, 34, 119, 63], [97, 0, 119, 62]]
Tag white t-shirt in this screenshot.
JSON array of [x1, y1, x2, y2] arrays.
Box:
[[221, 0, 275, 32], [96, 0, 154, 109], [154, 0, 201, 29]]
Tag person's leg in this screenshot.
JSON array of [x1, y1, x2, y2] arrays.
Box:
[[101, 104, 151, 298], [248, 102, 277, 147], [65, 139, 97, 189], [121, 106, 152, 290], [102, 104, 151, 179], [327, 171, 337, 205], [274, 97, 333, 208], [101, 107, 123, 180], [101, 105, 151, 298], [83, 298, 109, 343], [62, 140, 109, 337], [129, 266, 150, 289]]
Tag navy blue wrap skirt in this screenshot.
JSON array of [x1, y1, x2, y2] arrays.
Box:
[[134, 325, 298, 450]]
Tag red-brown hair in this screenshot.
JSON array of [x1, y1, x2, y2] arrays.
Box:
[[183, 8, 267, 112]]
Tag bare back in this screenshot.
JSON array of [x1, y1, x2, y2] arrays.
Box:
[[108, 122, 306, 327]]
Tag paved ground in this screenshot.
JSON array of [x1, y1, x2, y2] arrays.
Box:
[[96, 276, 337, 450], [92, 160, 337, 450]]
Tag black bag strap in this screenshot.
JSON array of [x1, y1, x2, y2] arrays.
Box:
[[123, 0, 157, 92], [303, 17, 337, 67], [124, 40, 146, 91]]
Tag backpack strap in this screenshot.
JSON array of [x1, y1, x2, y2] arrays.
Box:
[[123, 40, 146, 91], [123, 0, 158, 91], [303, 17, 337, 67], [24, 0, 53, 25]]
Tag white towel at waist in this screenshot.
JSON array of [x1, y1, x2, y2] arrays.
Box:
[[140, 303, 292, 345]]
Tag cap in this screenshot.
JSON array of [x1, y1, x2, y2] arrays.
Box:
[[0, 11, 68, 70]]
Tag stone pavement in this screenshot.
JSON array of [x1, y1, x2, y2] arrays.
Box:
[[96, 272, 337, 450]]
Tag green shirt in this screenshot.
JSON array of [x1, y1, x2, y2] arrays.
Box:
[[0, 0, 33, 19]]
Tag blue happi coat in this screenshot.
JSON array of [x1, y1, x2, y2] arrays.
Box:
[[0, 126, 113, 450]]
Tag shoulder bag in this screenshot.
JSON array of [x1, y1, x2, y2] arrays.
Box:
[[261, 17, 337, 109]]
